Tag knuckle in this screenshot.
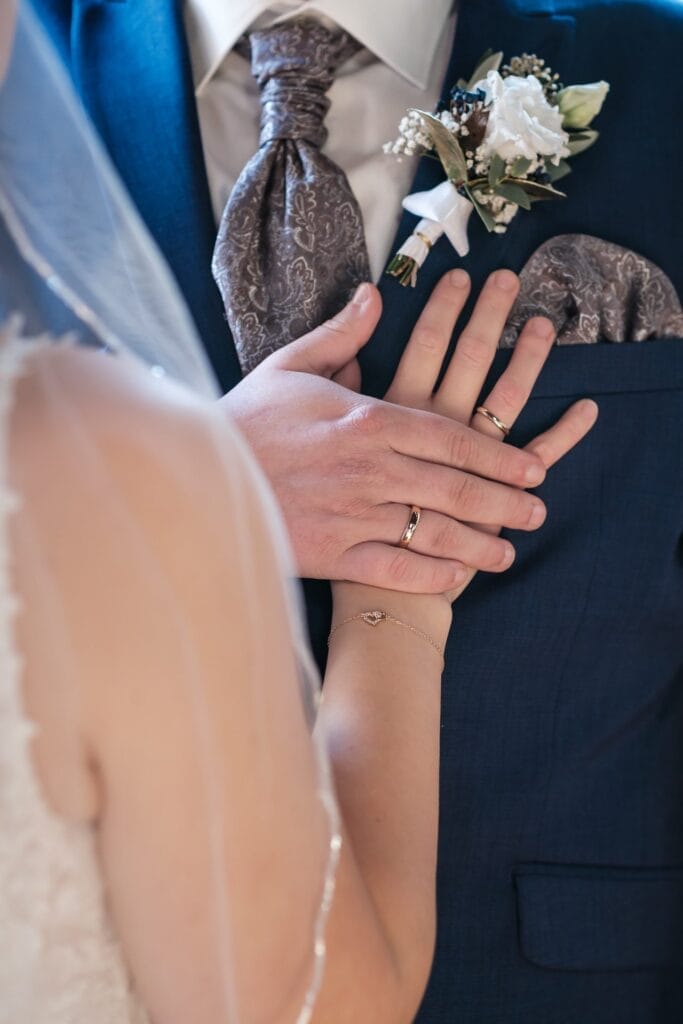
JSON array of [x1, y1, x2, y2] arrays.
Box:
[[447, 426, 476, 468], [411, 324, 444, 356], [432, 518, 463, 557], [448, 472, 481, 514], [344, 401, 386, 440], [323, 311, 351, 337], [425, 563, 451, 593], [335, 489, 374, 519], [387, 550, 418, 587], [518, 333, 550, 365], [456, 331, 491, 370], [492, 443, 512, 479], [494, 375, 524, 411], [493, 441, 526, 483]]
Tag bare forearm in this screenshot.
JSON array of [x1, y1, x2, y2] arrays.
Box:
[[311, 584, 451, 1023]]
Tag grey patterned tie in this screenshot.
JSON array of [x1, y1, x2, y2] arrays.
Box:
[[212, 19, 371, 374]]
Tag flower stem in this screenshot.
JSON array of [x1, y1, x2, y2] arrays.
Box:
[[385, 254, 419, 288]]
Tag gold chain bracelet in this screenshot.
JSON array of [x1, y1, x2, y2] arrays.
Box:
[[328, 610, 445, 659]]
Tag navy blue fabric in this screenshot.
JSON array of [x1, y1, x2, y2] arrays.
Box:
[[514, 863, 683, 971], [31, 1, 683, 1019]]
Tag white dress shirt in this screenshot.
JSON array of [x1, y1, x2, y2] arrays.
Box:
[[184, 0, 456, 280]]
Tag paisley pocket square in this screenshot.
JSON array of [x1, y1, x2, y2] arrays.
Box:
[[501, 234, 683, 347]]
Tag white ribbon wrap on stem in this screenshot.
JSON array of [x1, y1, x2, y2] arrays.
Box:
[[393, 218, 445, 285], [390, 180, 475, 285], [402, 180, 474, 256]]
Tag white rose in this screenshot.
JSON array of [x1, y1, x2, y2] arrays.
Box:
[[476, 70, 570, 164]]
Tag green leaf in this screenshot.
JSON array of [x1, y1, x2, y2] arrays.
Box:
[[545, 159, 572, 183], [466, 50, 504, 90], [506, 177, 566, 201], [509, 156, 532, 178], [464, 186, 496, 232], [494, 182, 532, 210], [488, 154, 506, 187], [566, 129, 599, 157], [411, 110, 468, 184]]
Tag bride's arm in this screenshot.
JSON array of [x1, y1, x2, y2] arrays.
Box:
[[312, 582, 450, 1023]]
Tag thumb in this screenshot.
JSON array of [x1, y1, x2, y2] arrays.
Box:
[[273, 283, 382, 378]]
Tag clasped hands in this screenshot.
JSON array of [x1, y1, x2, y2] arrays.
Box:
[[221, 269, 597, 593]]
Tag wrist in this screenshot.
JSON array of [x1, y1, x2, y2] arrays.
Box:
[[331, 582, 453, 647]]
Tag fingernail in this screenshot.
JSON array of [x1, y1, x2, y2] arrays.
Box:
[[529, 317, 555, 339], [452, 564, 469, 586], [352, 282, 371, 306], [524, 461, 546, 486], [449, 269, 469, 289], [500, 542, 515, 568], [529, 500, 546, 528], [494, 270, 518, 292]]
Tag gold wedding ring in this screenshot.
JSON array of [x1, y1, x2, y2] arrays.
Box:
[[399, 505, 422, 548], [475, 405, 511, 437]]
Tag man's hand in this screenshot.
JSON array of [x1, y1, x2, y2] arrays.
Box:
[[220, 283, 549, 593]]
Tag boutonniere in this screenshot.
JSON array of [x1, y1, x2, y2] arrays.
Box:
[[384, 51, 610, 286]]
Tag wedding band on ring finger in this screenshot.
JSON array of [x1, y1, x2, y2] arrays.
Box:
[[381, 505, 514, 571], [398, 505, 422, 548], [475, 405, 511, 437], [473, 318, 557, 440]]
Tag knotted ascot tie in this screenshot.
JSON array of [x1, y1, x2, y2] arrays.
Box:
[[212, 19, 371, 374]]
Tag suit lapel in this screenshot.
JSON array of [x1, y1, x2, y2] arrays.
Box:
[[72, 0, 241, 391], [363, 0, 576, 397]]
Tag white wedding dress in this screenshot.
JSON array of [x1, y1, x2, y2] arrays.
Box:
[[0, 329, 149, 1024]]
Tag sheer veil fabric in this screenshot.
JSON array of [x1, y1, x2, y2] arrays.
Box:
[[0, 5, 340, 1022]]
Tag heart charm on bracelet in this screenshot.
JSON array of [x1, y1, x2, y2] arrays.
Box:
[[361, 611, 387, 626]]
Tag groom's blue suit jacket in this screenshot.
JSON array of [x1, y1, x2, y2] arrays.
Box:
[[34, 0, 683, 1019]]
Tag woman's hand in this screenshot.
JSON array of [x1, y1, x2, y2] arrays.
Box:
[[384, 268, 598, 602]]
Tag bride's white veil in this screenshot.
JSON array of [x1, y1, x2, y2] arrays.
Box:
[[0, 4, 340, 1021], [0, 0, 216, 393]]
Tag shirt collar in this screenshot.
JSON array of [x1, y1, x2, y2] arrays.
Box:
[[185, 0, 455, 96]]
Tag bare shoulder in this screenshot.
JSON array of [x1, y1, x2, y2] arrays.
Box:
[[10, 343, 277, 538], [13, 345, 220, 474], [11, 342, 286, 621]]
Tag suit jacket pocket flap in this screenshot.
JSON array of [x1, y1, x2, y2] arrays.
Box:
[[514, 863, 683, 971]]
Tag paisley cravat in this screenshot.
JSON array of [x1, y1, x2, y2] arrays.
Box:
[[212, 20, 371, 374]]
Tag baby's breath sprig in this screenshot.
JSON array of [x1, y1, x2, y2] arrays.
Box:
[[501, 53, 564, 101]]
